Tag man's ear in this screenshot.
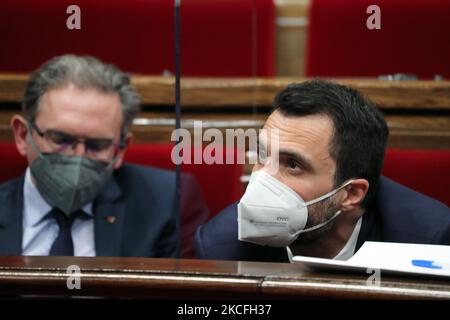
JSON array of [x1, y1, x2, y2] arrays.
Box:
[[10, 115, 29, 157], [113, 132, 133, 170], [340, 179, 369, 211]]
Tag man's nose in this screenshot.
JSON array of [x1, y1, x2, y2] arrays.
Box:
[[73, 141, 87, 156]]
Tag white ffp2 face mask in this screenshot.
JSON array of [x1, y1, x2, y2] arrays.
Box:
[[238, 171, 353, 247]]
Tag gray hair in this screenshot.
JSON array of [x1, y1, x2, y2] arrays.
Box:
[[22, 54, 140, 132]]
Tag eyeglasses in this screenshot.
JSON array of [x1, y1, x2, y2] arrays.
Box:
[[30, 122, 123, 156]]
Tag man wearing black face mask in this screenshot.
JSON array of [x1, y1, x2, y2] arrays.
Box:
[[195, 80, 450, 263], [0, 55, 208, 258]]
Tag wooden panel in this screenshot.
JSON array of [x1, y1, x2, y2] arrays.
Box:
[[0, 256, 449, 299], [1, 75, 449, 150], [1, 111, 449, 150], [1, 74, 450, 109], [275, 0, 311, 76]]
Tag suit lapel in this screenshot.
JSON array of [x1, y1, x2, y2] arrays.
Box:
[[94, 175, 126, 257], [0, 177, 24, 256], [356, 204, 382, 252]]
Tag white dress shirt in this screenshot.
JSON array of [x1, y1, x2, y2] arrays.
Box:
[[287, 217, 363, 262], [22, 168, 96, 256]]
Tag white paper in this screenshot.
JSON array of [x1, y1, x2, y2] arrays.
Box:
[[292, 241, 450, 278]]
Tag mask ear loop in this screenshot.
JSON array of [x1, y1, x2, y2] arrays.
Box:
[[293, 180, 354, 236], [304, 180, 354, 207], [106, 131, 126, 170], [26, 122, 46, 159], [118, 131, 126, 149], [295, 210, 342, 235]]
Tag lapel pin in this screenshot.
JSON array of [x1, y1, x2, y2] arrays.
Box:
[[106, 216, 116, 224]]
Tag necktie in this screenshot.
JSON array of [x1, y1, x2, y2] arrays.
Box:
[[48, 208, 85, 256]]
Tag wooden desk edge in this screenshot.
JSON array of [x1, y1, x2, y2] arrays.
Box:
[[0, 257, 449, 299]]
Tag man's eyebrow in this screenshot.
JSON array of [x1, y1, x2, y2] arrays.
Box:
[[278, 149, 315, 172], [45, 128, 114, 141]]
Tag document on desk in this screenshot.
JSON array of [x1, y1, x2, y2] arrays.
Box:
[[292, 241, 450, 278]]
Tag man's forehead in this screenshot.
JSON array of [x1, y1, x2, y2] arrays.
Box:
[[263, 110, 334, 147], [35, 84, 122, 137], [38, 85, 120, 115], [261, 110, 336, 176]]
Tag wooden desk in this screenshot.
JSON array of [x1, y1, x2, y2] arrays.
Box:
[[0, 256, 449, 299]]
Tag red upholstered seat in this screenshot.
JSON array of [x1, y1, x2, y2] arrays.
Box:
[[381, 149, 450, 207], [123, 144, 244, 218], [0, 143, 28, 185], [0, 143, 243, 218], [0, 0, 275, 77], [2, 143, 449, 207], [1, 143, 448, 206], [307, 0, 450, 78]]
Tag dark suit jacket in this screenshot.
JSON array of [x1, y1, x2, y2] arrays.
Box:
[[0, 163, 182, 257], [195, 176, 450, 262]]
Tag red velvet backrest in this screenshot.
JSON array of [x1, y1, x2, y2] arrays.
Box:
[[0, 144, 448, 208], [307, 0, 450, 78], [123, 144, 244, 218], [0, 143, 243, 217], [0, 0, 275, 77], [381, 149, 450, 207], [0, 143, 28, 184]]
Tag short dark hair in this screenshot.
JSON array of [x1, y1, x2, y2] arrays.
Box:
[[273, 79, 389, 208]]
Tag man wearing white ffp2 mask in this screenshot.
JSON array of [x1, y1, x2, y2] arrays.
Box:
[[195, 80, 450, 263], [238, 170, 353, 248]]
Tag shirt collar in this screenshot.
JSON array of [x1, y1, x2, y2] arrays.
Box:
[[332, 217, 362, 260], [23, 167, 93, 228]]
